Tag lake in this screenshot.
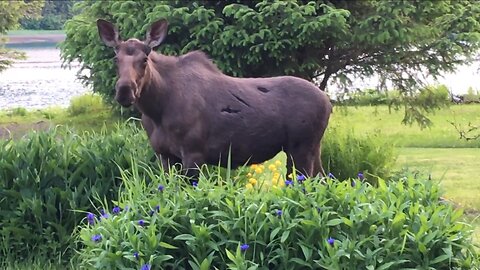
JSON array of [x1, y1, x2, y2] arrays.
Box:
[[0, 42, 89, 110]]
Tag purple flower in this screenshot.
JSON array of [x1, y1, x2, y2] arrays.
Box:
[[133, 252, 139, 260], [154, 205, 160, 212], [87, 212, 95, 225], [138, 219, 145, 227], [276, 209, 283, 217], [140, 264, 151, 270], [112, 206, 121, 214], [327, 237, 335, 246], [240, 243, 249, 251], [351, 180, 356, 187], [328, 173, 335, 179], [192, 181, 198, 187], [158, 184, 165, 192], [149, 210, 155, 216], [91, 234, 102, 243], [285, 180, 293, 186], [357, 172, 364, 180], [100, 209, 109, 219], [297, 174, 306, 183]]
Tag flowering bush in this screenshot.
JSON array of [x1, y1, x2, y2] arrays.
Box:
[[74, 163, 479, 269], [0, 123, 159, 264]]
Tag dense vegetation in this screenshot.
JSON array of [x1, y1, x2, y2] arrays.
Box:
[[19, 0, 78, 30], [76, 164, 479, 269]]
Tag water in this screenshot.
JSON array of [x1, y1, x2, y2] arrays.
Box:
[[0, 42, 89, 110]]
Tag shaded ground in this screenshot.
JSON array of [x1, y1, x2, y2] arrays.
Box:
[[0, 121, 51, 139]]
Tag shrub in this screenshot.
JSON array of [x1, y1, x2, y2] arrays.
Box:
[[321, 127, 397, 182], [67, 93, 106, 116], [8, 107, 28, 117], [74, 164, 479, 269], [0, 122, 158, 264]]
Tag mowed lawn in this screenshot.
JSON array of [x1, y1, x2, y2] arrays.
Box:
[[330, 104, 480, 148]]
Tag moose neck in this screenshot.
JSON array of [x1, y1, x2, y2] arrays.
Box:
[[135, 53, 175, 121]]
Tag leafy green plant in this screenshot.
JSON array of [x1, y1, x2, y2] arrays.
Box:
[[67, 93, 106, 116], [8, 107, 28, 117], [74, 163, 479, 269], [321, 127, 397, 182], [0, 122, 159, 264]]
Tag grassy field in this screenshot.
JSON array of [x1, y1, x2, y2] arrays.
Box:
[[331, 104, 480, 148]]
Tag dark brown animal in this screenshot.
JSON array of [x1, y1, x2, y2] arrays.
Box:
[[97, 19, 332, 181]]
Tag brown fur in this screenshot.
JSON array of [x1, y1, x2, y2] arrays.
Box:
[[97, 19, 332, 180]]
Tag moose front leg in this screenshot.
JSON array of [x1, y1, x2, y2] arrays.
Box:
[[157, 153, 182, 174], [181, 152, 205, 185]]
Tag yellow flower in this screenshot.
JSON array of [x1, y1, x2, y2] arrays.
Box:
[[250, 164, 258, 170], [255, 167, 263, 174], [246, 183, 253, 189], [271, 177, 278, 185], [275, 160, 282, 166], [268, 164, 277, 171], [288, 173, 293, 179], [247, 172, 252, 177], [249, 178, 257, 185]]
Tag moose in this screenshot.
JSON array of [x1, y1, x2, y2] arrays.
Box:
[[97, 19, 332, 182]]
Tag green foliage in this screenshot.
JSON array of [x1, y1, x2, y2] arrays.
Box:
[[0, 123, 158, 264], [322, 127, 397, 182], [74, 164, 479, 269], [8, 107, 28, 117], [464, 87, 480, 104], [60, 0, 480, 125], [0, 0, 44, 72], [20, 0, 78, 30], [67, 93, 106, 116]]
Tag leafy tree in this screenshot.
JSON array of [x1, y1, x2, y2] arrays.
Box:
[[0, 0, 44, 72], [61, 0, 480, 125], [20, 0, 78, 30]]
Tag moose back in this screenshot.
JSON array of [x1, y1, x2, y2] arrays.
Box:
[[97, 19, 332, 180]]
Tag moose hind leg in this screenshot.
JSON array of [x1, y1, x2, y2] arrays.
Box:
[[285, 144, 315, 178], [312, 143, 326, 177]]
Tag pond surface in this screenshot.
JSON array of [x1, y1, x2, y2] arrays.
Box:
[[0, 42, 89, 110]]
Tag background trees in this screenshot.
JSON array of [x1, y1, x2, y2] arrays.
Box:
[[19, 0, 78, 30], [0, 0, 44, 72], [60, 0, 480, 125]]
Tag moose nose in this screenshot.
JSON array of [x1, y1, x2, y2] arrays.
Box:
[[115, 81, 135, 107]]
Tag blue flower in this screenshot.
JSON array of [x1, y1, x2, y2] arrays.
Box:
[[327, 237, 335, 246], [99, 209, 109, 219], [158, 184, 165, 192], [285, 180, 293, 186], [297, 174, 306, 183], [91, 234, 102, 243], [357, 172, 364, 180], [112, 206, 121, 214], [133, 252, 139, 260], [149, 210, 155, 216], [87, 212, 95, 225], [140, 264, 151, 270], [138, 220, 145, 227], [328, 173, 335, 179], [351, 180, 356, 187], [154, 205, 160, 212], [276, 209, 283, 217], [192, 181, 198, 187], [240, 243, 249, 251]]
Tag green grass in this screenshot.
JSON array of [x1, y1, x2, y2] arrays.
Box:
[[6, 30, 65, 36], [331, 104, 480, 148], [396, 147, 480, 210]]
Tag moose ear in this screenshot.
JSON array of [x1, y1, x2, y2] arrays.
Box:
[[97, 19, 120, 47], [145, 19, 168, 49]]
